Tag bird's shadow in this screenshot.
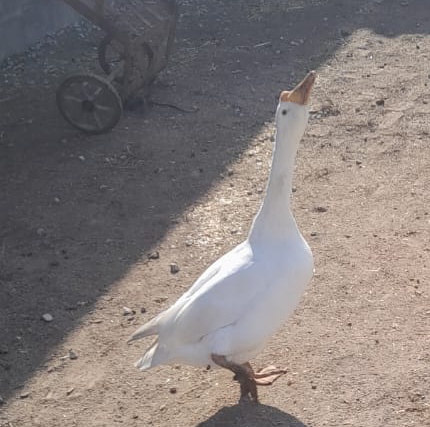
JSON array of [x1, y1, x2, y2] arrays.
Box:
[[196, 402, 309, 427]]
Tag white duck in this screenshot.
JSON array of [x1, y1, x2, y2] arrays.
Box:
[[128, 71, 316, 402]]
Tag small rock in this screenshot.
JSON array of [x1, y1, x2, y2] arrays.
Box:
[[66, 387, 75, 396], [148, 251, 160, 260], [170, 263, 180, 274], [0, 346, 8, 355], [310, 232, 318, 237], [311, 385, 317, 390], [375, 99, 385, 107], [0, 396, 4, 404], [339, 28, 351, 38], [20, 392, 30, 399], [68, 350, 78, 360], [314, 206, 328, 213], [140, 307, 147, 314], [122, 307, 135, 316], [169, 387, 177, 394], [42, 313, 54, 322], [45, 390, 54, 400], [36, 227, 46, 237]]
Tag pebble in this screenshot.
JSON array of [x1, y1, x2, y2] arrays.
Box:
[[19, 392, 30, 399], [169, 387, 177, 394], [122, 307, 135, 316], [42, 313, 54, 322], [0, 396, 4, 404], [170, 263, 180, 274], [68, 349, 78, 360], [36, 227, 46, 237], [140, 306, 147, 314], [314, 206, 328, 213], [148, 251, 160, 260]]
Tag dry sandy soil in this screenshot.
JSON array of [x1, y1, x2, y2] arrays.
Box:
[[0, 0, 429, 426]]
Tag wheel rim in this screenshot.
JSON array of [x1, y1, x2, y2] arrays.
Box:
[[57, 74, 122, 134]]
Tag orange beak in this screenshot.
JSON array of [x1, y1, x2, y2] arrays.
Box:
[[279, 71, 317, 105]]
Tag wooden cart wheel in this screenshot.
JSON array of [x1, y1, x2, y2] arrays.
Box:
[[56, 73, 122, 135], [98, 35, 126, 83]]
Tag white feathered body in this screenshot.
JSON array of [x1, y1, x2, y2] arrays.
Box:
[[134, 232, 313, 370], [130, 78, 316, 372]]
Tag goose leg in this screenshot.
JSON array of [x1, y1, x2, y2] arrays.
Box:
[[211, 354, 258, 402]]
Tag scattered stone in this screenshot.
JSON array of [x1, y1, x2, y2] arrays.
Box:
[[314, 206, 328, 213], [169, 387, 177, 394], [375, 99, 385, 106], [310, 232, 318, 237], [36, 227, 46, 237], [122, 307, 135, 316], [148, 251, 160, 260], [0, 346, 8, 355], [140, 306, 147, 314], [68, 349, 78, 360], [19, 392, 30, 399], [45, 390, 54, 400], [311, 384, 317, 390], [339, 28, 351, 38], [170, 263, 180, 274], [42, 313, 54, 322], [0, 396, 4, 404], [66, 387, 75, 396]]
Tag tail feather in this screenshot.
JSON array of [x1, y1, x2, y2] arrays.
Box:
[[127, 316, 159, 343], [135, 338, 159, 370]]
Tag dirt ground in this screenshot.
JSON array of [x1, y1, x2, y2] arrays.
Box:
[[1, 0, 429, 426]]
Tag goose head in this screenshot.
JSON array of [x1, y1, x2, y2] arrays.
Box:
[[275, 71, 317, 145]]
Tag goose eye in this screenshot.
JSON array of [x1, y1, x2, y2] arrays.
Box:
[[282, 109, 288, 115]]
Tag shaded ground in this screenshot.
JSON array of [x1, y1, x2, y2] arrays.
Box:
[[0, 0, 429, 426]]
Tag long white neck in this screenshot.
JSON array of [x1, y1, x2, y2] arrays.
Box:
[[248, 114, 304, 243]]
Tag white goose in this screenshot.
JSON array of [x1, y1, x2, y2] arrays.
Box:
[[128, 71, 316, 402]]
